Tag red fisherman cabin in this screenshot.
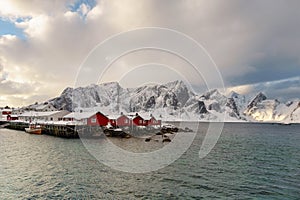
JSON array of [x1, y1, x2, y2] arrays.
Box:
[[7, 114, 18, 121], [64, 111, 109, 126], [116, 114, 131, 127], [87, 112, 109, 126], [108, 114, 132, 127], [132, 114, 148, 126], [2, 109, 12, 115], [147, 116, 161, 126]]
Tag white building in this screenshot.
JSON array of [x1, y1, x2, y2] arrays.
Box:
[[19, 110, 70, 122], [0, 108, 12, 121]]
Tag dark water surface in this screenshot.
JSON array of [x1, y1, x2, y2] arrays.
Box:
[[1, 123, 300, 199]]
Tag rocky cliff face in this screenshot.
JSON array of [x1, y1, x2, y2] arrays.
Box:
[[40, 80, 300, 123], [245, 92, 267, 114]]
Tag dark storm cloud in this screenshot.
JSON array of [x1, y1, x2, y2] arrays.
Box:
[[253, 77, 300, 101], [231, 57, 300, 86]]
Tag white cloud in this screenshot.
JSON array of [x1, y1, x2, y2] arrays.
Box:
[[0, 0, 299, 107], [15, 15, 49, 38], [0, 0, 73, 18], [86, 2, 103, 20]]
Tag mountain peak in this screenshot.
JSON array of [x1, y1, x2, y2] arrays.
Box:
[[255, 92, 267, 99], [201, 89, 222, 100], [165, 80, 186, 88], [247, 92, 267, 109], [61, 87, 73, 95], [228, 91, 241, 98], [99, 81, 121, 88]]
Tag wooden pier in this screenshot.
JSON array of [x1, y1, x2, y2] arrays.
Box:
[[42, 124, 79, 138], [4, 122, 164, 139], [6, 122, 79, 138]]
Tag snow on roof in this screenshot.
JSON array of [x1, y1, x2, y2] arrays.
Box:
[[138, 113, 153, 120], [107, 115, 120, 120], [63, 112, 97, 120], [1, 109, 12, 112], [19, 111, 61, 117], [126, 115, 134, 120]]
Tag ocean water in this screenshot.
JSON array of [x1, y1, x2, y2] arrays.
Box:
[[0, 123, 299, 199]]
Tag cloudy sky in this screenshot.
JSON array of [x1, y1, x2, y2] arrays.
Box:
[[0, 0, 299, 107]]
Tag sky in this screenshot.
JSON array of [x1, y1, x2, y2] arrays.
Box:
[[0, 0, 299, 107]]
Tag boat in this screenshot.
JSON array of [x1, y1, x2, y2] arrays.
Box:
[[279, 122, 292, 126], [25, 123, 42, 135]]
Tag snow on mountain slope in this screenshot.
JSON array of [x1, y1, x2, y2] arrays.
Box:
[[284, 101, 300, 123], [45, 80, 300, 123], [246, 99, 282, 122]]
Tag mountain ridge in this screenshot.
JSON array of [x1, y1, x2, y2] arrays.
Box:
[[31, 80, 299, 123]]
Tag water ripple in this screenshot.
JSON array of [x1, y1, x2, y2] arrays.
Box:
[[1, 123, 300, 199]]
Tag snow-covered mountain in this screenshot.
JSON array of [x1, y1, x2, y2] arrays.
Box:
[[45, 80, 300, 123]]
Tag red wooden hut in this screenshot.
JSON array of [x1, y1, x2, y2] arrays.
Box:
[[108, 115, 132, 128], [65, 111, 109, 126], [2, 109, 12, 115], [132, 114, 147, 126], [87, 112, 109, 126], [116, 115, 131, 127], [7, 114, 18, 121], [147, 116, 161, 126]]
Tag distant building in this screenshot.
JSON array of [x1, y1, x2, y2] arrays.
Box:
[[147, 116, 161, 126], [139, 113, 162, 126], [63, 111, 161, 128], [19, 110, 70, 122], [107, 113, 161, 127], [11, 108, 25, 116], [116, 114, 132, 127], [7, 114, 19, 121], [63, 112, 109, 126], [1, 109, 12, 115], [132, 114, 148, 126], [0, 108, 12, 121], [107, 114, 132, 127]]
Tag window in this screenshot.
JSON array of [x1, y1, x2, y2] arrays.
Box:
[[91, 118, 97, 123], [125, 119, 128, 123], [139, 120, 142, 124]]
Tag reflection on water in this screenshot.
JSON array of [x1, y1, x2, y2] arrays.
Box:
[[0, 123, 299, 199]]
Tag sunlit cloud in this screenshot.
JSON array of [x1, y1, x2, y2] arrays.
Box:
[[0, 0, 299, 107]]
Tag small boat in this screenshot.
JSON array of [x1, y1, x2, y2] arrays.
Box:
[[25, 123, 42, 135], [279, 122, 292, 126]]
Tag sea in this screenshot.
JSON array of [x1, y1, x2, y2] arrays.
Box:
[[0, 123, 299, 199]]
